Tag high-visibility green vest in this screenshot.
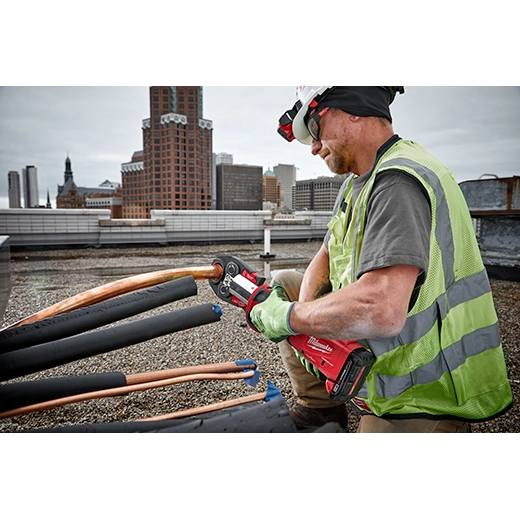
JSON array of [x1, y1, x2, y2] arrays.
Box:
[[327, 139, 513, 420]]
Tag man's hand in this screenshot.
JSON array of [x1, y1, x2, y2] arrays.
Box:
[[249, 283, 296, 342]]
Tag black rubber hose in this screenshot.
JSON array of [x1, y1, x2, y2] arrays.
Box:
[[158, 397, 297, 433], [0, 372, 127, 413], [0, 303, 222, 382], [0, 276, 198, 353], [26, 398, 297, 433]]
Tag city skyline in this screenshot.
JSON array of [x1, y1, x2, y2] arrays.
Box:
[[1, 86, 520, 209]]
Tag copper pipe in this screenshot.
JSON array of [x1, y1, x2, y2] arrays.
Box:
[[4, 264, 223, 330], [125, 361, 256, 385], [138, 391, 268, 422], [0, 370, 254, 420]]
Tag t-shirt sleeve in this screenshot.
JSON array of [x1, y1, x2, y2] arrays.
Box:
[[357, 169, 431, 286]]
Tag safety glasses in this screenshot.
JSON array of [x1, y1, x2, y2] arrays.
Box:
[[306, 106, 330, 141]]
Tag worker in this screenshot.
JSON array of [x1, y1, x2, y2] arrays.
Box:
[[250, 86, 513, 432]]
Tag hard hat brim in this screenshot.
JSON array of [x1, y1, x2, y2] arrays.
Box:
[[292, 86, 333, 145], [292, 107, 314, 145]]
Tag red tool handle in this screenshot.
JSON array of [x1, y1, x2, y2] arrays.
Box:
[[244, 284, 271, 332]]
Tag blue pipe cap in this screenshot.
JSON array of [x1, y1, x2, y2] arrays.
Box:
[[244, 369, 261, 388], [265, 381, 283, 401]]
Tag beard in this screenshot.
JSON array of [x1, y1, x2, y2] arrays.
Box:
[[325, 150, 351, 175]]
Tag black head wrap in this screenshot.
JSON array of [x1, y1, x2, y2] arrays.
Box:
[[311, 86, 396, 123]]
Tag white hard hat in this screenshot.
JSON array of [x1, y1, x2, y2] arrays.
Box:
[[278, 86, 334, 145]]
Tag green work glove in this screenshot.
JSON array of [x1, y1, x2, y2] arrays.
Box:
[[293, 349, 327, 381], [249, 283, 296, 343]]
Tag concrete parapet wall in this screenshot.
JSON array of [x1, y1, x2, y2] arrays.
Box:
[[153, 210, 269, 232], [0, 209, 108, 247], [0, 208, 108, 233], [0, 209, 331, 248], [99, 219, 166, 227]]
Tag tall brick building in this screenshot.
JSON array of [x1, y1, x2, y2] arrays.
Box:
[[263, 169, 281, 208], [122, 86, 214, 218]]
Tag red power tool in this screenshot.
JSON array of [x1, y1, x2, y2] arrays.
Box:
[[210, 255, 375, 402]]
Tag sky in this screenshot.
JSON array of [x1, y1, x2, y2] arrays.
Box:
[[0, 86, 520, 208], [1, 86, 519, 209]]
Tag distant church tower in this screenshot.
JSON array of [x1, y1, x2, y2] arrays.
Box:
[[57, 154, 83, 209], [64, 154, 73, 183]]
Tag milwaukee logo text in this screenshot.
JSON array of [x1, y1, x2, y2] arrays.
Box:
[[307, 336, 333, 353]]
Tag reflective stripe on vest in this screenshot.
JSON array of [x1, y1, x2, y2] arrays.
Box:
[[373, 322, 501, 399], [381, 157, 455, 290]]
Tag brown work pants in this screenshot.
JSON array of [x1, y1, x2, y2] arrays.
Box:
[[271, 270, 469, 433]]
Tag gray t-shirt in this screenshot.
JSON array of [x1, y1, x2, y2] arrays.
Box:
[[325, 168, 431, 308]]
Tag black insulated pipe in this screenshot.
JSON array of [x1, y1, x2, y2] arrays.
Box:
[[26, 398, 297, 433], [0, 372, 127, 413], [0, 303, 222, 382], [0, 276, 198, 353]]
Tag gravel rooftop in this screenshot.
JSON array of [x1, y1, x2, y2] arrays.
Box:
[[1, 242, 518, 433]]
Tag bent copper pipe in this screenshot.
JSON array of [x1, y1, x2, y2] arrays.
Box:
[[4, 264, 223, 330], [125, 361, 256, 385], [0, 370, 256, 420], [139, 391, 268, 422]]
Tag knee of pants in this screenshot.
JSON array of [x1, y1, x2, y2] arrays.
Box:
[[270, 270, 304, 302]]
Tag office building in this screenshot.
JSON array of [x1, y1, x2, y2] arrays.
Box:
[[8, 171, 21, 208], [22, 165, 39, 208], [121, 151, 145, 218], [216, 163, 263, 210], [215, 152, 233, 165], [263, 169, 281, 208], [211, 152, 234, 210], [273, 164, 297, 210], [121, 86, 214, 218], [293, 175, 348, 211], [99, 179, 121, 189]]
